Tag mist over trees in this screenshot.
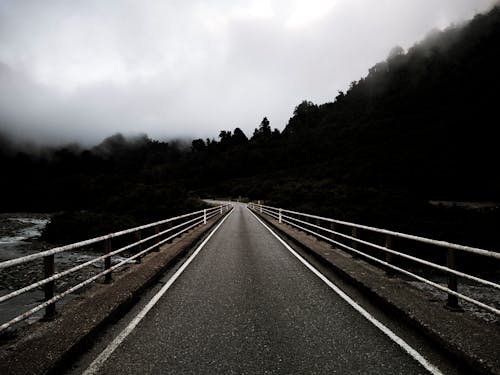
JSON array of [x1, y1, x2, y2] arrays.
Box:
[[1, 6, 499, 247]]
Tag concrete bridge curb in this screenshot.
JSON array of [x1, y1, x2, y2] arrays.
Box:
[[0, 211, 230, 375], [252, 209, 500, 375]]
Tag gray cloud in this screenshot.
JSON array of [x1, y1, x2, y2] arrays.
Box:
[[0, 0, 498, 145]]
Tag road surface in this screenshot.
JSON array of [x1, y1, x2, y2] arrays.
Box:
[[82, 203, 433, 374]]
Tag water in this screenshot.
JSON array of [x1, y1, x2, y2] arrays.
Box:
[[0, 217, 50, 245], [0, 215, 50, 264]]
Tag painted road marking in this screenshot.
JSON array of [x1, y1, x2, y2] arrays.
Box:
[[82, 210, 233, 375], [249, 209, 443, 375]]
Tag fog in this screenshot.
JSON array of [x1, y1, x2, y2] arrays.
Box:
[[0, 0, 498, 145]]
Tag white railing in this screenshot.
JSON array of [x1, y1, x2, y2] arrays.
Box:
[[248, 203, 500, 316], [0, 203, 232, 333]]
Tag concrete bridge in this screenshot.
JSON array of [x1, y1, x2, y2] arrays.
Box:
[[0, 202, 499, 374]]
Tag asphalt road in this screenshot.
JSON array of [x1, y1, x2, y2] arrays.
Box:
[[87, 203, 431, 374]]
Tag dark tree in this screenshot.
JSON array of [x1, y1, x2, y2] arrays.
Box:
[[232, 127, 248, 144], [191, 138, 206, 152], [252, 117, 272, 140]]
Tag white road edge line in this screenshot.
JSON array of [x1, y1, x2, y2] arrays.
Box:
[[81, 210, 233, 375], [249, 209, 443, 375]]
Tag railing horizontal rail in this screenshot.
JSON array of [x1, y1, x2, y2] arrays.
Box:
[[249, 202, 500, 316], [0, 207, 217, 269], [0, 203, 232, 333], [0, 213, 205, 305], [256, 204, 500, 259], [281, 213, 500, 290], [281, 216, 500, 315], [0, 206, 224, 269]]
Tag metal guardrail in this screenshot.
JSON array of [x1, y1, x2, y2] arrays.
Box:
[[248, 203, 500, 316], [0, 204, 232, 333]]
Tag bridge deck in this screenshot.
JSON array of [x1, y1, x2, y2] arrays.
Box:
[[82, 203, 430, 374]]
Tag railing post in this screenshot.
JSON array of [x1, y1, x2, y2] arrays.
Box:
[[351, 227, 359, 258], [104, 238, 112, 284], [279, 209, 282, 223], [135, 230, 142, 264], [446, 248, 461, 311], [220, 206, 223, 215], [303, 216, 310, 232], [166, 222, 173, 244], [43, 254, 56, 320], [154, 225, 160, 251], [385, 234, 394, 277], [203, 209, 207, 224], [330, 222, 336, 243], [260, 205, 263, 213]]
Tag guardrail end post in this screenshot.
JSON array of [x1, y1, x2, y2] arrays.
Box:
[[445, 248, 462, 311], [104, 238, 113, 284], [42, 254, 56, 320], [385, 234, 395, 277]]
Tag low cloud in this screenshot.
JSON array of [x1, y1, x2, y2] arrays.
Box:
[[0, 0, 497, 145]]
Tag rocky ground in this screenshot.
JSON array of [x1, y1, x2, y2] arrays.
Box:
[[406, 277, 500, 323], [1, 213, 53, 289]]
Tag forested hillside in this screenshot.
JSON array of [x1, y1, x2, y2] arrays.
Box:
[[1, 6, 499, 247]]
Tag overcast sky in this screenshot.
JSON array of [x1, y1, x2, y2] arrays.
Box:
[[0, 0, 498, 145]]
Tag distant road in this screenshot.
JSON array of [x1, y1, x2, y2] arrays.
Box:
[[84, 203, 432, 374]]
